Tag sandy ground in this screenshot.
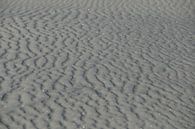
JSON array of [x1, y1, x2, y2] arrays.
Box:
[[0, 0, 195, 129]]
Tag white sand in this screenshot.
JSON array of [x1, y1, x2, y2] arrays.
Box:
[[0, 0, 194, 129]]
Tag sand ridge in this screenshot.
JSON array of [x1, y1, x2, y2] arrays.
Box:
[[0, 0, 195, 129]]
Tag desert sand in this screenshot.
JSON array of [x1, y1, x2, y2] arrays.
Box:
[[0, 0, 194, 129]]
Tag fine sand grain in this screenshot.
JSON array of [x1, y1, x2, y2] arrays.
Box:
[[0, 0, 195, 129]]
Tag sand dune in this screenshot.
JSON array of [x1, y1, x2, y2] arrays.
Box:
[[0, 0, 194, 129]]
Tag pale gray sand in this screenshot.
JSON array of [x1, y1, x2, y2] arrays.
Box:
[[0, 0, 195, 129]]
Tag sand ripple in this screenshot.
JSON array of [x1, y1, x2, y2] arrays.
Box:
[[0, 0, 194, 129]]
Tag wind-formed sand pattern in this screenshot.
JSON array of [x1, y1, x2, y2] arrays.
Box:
[[0, 0, 194, 129]]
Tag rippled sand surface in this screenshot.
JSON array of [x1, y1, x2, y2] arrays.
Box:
[[0, 0, 195, 129]]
